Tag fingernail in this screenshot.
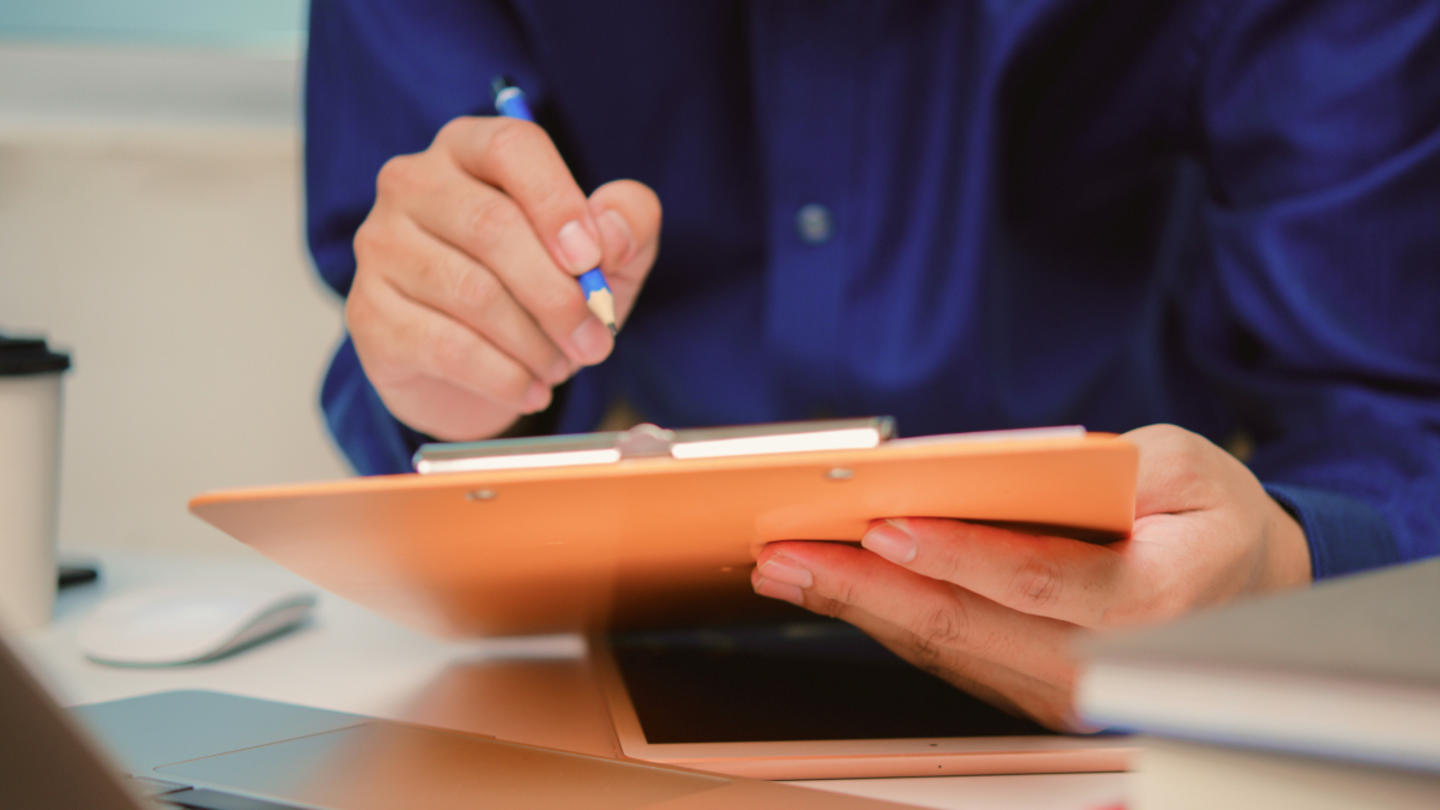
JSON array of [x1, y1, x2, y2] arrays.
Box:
[[862, 520, 916, 564], [757, 555, 813, 589], [753, 577, 805, 606], [521, 382, 551, 413], [599, 209, 634, 264], [569, 317, 613, 366], [545, 357, 572, 386], [557, 220, 602, 274]]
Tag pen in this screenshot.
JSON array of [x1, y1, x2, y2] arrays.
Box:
[[490, 75, 617, 335]]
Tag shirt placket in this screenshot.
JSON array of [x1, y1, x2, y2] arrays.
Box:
[[748, 3, 864, 417]]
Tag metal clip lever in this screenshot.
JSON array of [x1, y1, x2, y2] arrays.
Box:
[[613, 423, 676, 459]]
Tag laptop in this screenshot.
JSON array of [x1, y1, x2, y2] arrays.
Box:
[[0, 634, 917, 809]]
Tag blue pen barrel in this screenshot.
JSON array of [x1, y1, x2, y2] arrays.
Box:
[[578, 270, 608, 295], [494, 88, 535, 122], [489, 76, 618, 333]]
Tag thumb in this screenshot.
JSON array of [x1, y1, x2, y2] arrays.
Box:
[[588, 179, 661, 327], [1123, 423, 1226, 519]]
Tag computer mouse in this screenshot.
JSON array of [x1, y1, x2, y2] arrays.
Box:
[[78, 584, 317, 667]]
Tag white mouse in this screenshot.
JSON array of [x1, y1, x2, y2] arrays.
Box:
[[78, 584, 317, 667]]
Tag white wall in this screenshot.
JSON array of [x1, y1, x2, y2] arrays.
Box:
[[0, 42, 353, 555]]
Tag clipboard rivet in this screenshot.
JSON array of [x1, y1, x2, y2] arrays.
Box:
[[825, 467, 854, 481], [464, 488, 498, 501]]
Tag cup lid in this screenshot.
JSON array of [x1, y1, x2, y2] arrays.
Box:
[[0, 334, 71, 376]]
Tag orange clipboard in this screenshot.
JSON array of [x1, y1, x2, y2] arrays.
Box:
[[189, 419, 1137, 638]]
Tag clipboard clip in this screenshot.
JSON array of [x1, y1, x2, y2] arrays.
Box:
[[612, 422, 676, 458], [413, 417, 896, 474]]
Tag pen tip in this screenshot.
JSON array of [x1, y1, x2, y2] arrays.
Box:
[[607, 323, 618, 337]]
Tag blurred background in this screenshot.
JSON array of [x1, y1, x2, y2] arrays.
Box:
[[0, 1, 351, 555]]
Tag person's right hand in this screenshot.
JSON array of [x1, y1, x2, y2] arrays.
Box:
[[347, 116, 662, 441]]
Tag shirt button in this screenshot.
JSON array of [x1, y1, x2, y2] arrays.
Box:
[[795, 203, 834, 245]]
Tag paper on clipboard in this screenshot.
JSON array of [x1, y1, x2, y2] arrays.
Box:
[[413, 418, 896, 473], [413, 419, 1089, 473]]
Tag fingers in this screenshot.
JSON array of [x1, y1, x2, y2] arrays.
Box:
[[377, 219, 573, 387], [347, 271, 550, 420], [1124, 423, 1227, 517], [855, 518, 1137, 627], [751, 541, 1083, 730], [401, 162, 613, 368], [587, 179, 661, 325], [1124, 423, 1314, 595], [838, 425, 1284, 629], [440, 117, 604, 277], [350, 114, 663, 442]]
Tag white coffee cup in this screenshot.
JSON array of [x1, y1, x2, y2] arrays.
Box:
[[0, 335, 70, 631]]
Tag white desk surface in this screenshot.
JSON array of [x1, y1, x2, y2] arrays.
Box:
[[16, 549, 1128, 810]]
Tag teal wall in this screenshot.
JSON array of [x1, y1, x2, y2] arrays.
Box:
[[0, 1, 305, 48]]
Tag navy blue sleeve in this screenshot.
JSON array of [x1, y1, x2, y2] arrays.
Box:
[[304, 0, 538, 474], [1191, 1, 1440, 577]]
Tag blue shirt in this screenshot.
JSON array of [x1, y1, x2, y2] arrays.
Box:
[[304, 1, 1440, 580]]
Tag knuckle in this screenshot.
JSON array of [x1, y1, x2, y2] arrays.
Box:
[[488, 362, 533, 404], [907, 630, 954, 675], [452, 266, 501, 313], [1134, 422, 1217, 502], [1007, 558, 1063, 611], [375, 154, 421, 197], [351, 220, 390, 261], [482, 118, 545, 164], [424, 328, 472, 380], [434, 116, 472, 147], [529, 182, 577, 221], [826, 577, 864, 613], [899, 593, 971, 674], [464, 195, 522, 247], [917, 603, 968, 653]]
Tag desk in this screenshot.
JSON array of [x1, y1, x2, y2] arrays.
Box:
[[15, 550, 1128, 810]]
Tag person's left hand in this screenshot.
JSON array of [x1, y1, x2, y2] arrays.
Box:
[[750, 424, 1313, 730]]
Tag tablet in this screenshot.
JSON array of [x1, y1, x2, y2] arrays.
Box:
[[189, 421, 1136, 639], [590, 622, 1132, 779]]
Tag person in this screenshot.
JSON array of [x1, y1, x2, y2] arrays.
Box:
[[303, 1, 1440, 729]]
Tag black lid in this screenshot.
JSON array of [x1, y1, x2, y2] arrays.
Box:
[[0, 334, 71, 376]]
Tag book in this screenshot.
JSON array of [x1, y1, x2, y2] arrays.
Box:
[[1076, 557, 1440, 771], [1130, 737, 1440, 810]]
